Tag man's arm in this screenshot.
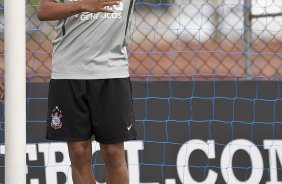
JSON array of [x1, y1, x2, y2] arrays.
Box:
[[37, 0, 120, 21]]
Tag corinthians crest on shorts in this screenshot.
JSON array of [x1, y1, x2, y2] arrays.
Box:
[[50, 106, 63, 130]]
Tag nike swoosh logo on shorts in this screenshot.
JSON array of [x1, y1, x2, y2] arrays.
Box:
[[127, 124, 133, 130]]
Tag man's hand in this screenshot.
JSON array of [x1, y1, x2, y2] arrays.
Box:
[[80, 0, 121, 13], [37, 0, 121, 21]]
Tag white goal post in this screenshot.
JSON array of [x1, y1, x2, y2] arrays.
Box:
[[4, 0, 26, 183]]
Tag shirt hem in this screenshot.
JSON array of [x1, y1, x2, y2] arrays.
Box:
[[51, 72, 130, 80]]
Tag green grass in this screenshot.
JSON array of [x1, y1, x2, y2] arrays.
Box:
[[27, 0, 39, 5]]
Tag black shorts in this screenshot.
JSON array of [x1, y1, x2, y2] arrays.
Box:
[[46, 78, 137, 144]]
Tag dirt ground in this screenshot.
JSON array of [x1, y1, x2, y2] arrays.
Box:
[[0, 30, 281, 82]]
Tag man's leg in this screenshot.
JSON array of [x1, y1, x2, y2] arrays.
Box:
[[100, 142, 129, 184], [68, 139, 96, 184]]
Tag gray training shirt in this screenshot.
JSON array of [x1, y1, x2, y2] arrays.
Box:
[[51, 0, 134, 79]]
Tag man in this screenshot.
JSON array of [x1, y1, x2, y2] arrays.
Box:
[[37, 0, 137, 183]]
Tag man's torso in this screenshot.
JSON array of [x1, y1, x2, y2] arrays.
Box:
[[51, 0, 134, 79]]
